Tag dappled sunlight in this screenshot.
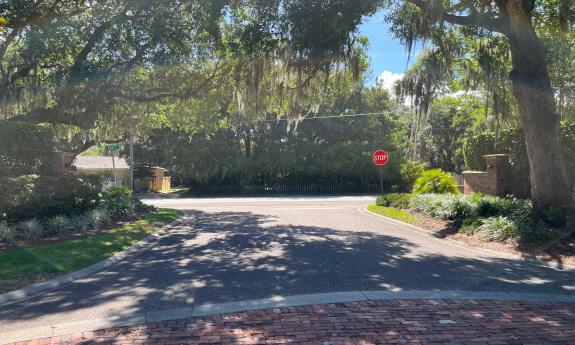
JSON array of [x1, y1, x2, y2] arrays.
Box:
[[0, 208, 573, 334]]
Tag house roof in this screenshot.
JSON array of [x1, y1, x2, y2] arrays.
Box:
[[73, 156, 129, 170]]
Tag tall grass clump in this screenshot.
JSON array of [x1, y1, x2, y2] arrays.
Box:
[[18, 219, 44, 240]]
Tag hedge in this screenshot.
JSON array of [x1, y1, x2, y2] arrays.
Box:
[[462, 123, 575, 194]]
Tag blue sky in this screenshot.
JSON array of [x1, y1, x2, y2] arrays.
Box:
[[358, 11, 412, 88]]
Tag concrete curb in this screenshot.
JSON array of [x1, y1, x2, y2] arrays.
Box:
[[2, 289, 575, 344], [360, 206, 575, 271], [0, 213, 188, 308]]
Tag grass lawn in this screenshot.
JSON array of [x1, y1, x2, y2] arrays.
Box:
[[367, 205, 416, 224], [0, 209, 182, 294]]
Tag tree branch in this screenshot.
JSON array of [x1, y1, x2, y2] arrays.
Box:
[[13, 107, 95, 130], [108, 61, 229, 103], [441, 12, 508, 34], [407, 0, 509, 34]]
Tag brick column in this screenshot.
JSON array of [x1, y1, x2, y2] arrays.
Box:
[[462, 171, 488, 194], [483, 154, 512, 197]]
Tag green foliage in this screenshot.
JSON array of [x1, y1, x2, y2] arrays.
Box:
[[0, 222, 15, 242], [85, 209, 111, 230], [419, 95, 486, 173], [410, 193, 531, 222], [100, 187, 145, 221], [0, 209, 181, 293], [0, 122, 54, 177], [462, 123, 575, 196], [476, 195, 532, 220], [376, 193, 412, 209], [410, 194, 469, 220], [69, 214, 91, 232], [135, 89, 405, 190], [478, 216, 518, 242], [17, 219, 44, 240], [541, 206, 575, 228], [409, 192, 570, 244], [459, 218, 481, 234], [516, 220, 559, 244], [399, 161, 428, 190], [0, 174, 103, 223], [463, 133, 494, 171], [367, 205, 416, 224], [413, 169, 459, 195], [0, 175, 38, 221], [45, 216, 71, 235]]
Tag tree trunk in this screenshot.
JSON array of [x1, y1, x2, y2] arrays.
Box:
[[245, 129, 252, 160], [505, 2, 573, 210]]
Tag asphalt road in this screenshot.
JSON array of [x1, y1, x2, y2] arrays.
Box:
[[1, 196, 574, 335]]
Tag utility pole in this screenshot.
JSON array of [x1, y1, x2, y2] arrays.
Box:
[[128, 125, 134, 191]]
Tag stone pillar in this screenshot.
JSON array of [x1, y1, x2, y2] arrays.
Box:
[[483, 154, 512, 197]]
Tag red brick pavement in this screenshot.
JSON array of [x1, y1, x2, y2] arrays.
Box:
[[6, 299, 575, 345]]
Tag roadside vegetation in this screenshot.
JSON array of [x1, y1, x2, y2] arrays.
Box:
[[0, 208, 181, 293], [370, 168, 574, 257], [367, 205, 415, 224], [1, 1, 574, 276]]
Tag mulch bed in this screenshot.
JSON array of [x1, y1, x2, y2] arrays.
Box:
[[404, 209, 575, 266]]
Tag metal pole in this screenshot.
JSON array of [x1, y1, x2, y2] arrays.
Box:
[[379, 165, 384, 194], [129, 125, 134, 191]]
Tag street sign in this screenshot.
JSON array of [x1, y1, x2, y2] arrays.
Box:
[[372, 150, 389, 166]]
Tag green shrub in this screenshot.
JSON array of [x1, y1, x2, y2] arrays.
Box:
[[413, 169, 459, 195], [69, 214, 91, 232], [410, 193, 531, 223], [376, 193, 412, 209], [410, 194, 463, 219], [0, 175, 38, 222], [459, 218, 481, 234], [399, 161, 428, 191], [478, 216, 518, 242], [541, 206, 575, 228], [100, 187, 141, 220], [0, 121, 55, 177], [45, 215, 70, 234], [18, 219, 44, 240], [0, 221, 15, 242], [517, 220, 558, 244], [463, 133, 494, 170], [476, 195, 531, 219], [1, 173, 103, 223], [86, 209, 111, 230]]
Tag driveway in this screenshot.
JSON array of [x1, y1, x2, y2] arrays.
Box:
[[1, 196, 573, 336]]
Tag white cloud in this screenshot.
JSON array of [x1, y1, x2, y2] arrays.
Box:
[[376, 71, 404, 93]]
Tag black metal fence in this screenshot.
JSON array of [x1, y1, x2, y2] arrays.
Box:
[[186, 183, 406, 196]]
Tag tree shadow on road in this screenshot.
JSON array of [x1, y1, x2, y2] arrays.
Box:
[[1, 209, 573, 331]]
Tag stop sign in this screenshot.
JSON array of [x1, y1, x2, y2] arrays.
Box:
[[372, 150, 389, 166]]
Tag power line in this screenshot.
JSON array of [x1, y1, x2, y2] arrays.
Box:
[[232, 111, 386, 125]]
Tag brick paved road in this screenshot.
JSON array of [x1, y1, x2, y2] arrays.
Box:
[[7, 299, 575, 345]]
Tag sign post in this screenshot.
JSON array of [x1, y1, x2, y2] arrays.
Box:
[[372, 150, 389, 193]]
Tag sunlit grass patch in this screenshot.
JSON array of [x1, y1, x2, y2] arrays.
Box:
[[0, 209, 182, 293], [367, 205, 416, 224]]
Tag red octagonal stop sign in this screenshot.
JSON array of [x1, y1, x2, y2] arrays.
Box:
[[372, 150, 389, 166]]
